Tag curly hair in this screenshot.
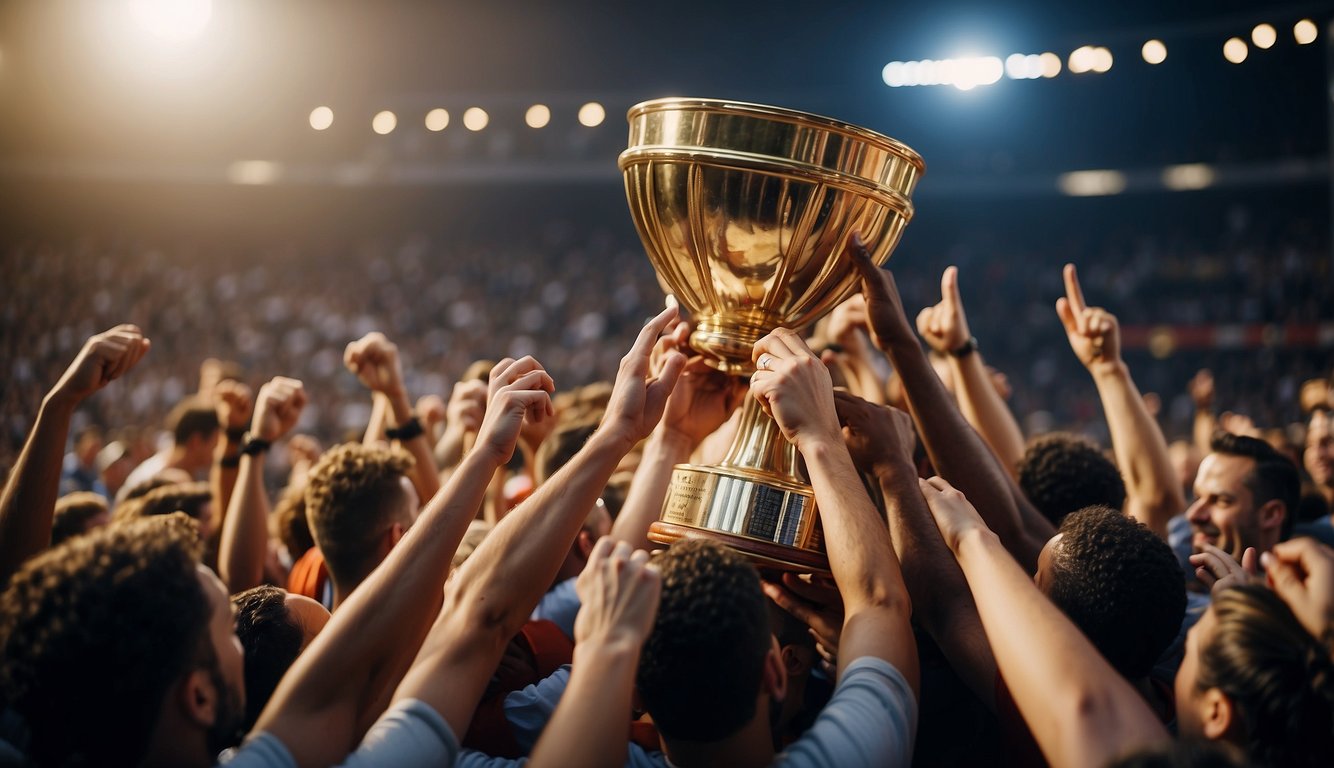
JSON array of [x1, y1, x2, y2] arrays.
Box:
[[0, 513, 207, 767], [1045, 505, 1186, 680], [233, 585, 304, 734], [117, 481, 211, 525], [1210, 432, 1300, 540], [1018, 433, 1127, 526], [1198, 585, 1334, 768], [50, 492, 109, 547], [271, 483, 315, 561], [637, 539, 772, 742], [304, 443, 415, 584]]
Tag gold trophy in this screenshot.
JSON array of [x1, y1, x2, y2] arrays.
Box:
[[619, 98, 924, 572]]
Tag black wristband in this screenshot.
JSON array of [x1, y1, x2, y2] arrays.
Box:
[[225, 426, 247, 444], [386, 416, 425, 442], [950, 336, 979, 358], [239, 432, 272, 457]]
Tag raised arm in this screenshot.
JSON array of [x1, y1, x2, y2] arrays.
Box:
[[218, 377, 306, 594], [1057, 264, 1185, 538], [0, 325, 149, 583], [918, 477, 1169, 767], [917, 266, 1026, 476], [345, 332, 442, 502], [254, 359, 554, 765], [210, 379, 252, 528], [529, 538, 661, 768], [750, 328, 917, 690], [850, 240, 1052, 570], [435, 378, 487, 473], [833, 391, 997, 707], [389, 305, 685, 736]]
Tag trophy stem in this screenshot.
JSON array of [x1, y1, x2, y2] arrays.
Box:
[[720, 395, 802, 482]]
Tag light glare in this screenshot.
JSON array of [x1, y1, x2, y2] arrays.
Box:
[[463, 107, 489, 131], [578, 102, 606, 127], [1295, 19, 1318, 45], [1223, 37, 1248, 64], [1252, 24, 1277, 49], [129, 0, 212, 43], [425, 108, 449, 132], [1039, 52, 1062, 77], [309, 106, 334, 131], [525, 104, 551, 128], [227, 161, 281, 186], [1058, 170, 1126, 197], [1162, 163, 1215, 191], [1141, 40, 1167, 64], [372, 111, 397, 135]]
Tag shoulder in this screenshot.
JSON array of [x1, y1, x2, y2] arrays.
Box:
[[774, 657, 917, 768]]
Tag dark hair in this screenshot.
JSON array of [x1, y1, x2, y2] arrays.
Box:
[[51, 492, 109, 547], [637, 539, 772, 742], [127, 481, 212, 523], [1018, 433, 1127, 526], [1198, 585, 1334, 768], [1046, 505, 1186, 680], [1210, 432, 1300, 540], [233, 585, 304, 733], [0, 514, 207, 767], [272, 484, 315, 560], [167, 396, 220, 445], [534, 420, 598, 485], [304, 443, 415, 585], [1108, 741, 1242, 768]]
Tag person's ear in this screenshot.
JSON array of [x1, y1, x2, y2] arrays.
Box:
[[577, 530, 596, 560], [762, 637, 787, 704], [1257, 499, 1285, 534], [179, 667, 217, 728], [388, 521, 406, 548], [781, 644, 812, 678], [1200, 687, 1234, 741]]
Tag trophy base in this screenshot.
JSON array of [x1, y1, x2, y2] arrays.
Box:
[[647, 463, 829, 574]]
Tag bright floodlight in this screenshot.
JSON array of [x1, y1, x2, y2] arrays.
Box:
[[1090, 47, 1113, 73], [525, 104, 551, 128], [1162, 163, 1215, 191], [1223, 37, 1248, 64], [463, 107, 489, 131], [1141, 40, 1167, 64], [372, 111, 397, 135], [309, 106, 334, 131], [1059, 170, 1127, 197], [1068, 46, 1094, 74], [578, 102, 606, 127], [1005, 53, 1043, 80], [1295, 19, 1318, 45], [882, 62, 905, 87], [425, 108, 449, 132], [1039, 52, 1062, 77], [1252, 24, 1277, 49], [129, 0, 212, 43]]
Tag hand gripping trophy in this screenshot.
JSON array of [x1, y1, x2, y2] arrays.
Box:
[[619, 98, 924, 572]]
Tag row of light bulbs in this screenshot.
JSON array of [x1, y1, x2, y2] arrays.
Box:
[[308, 102, 609, 135], [884, 18, 1321, 90]]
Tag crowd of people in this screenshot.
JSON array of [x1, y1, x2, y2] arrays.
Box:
[[1, 202, 1334, 767]]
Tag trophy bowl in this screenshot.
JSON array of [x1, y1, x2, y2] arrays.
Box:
[[619, 98, 924, 571]]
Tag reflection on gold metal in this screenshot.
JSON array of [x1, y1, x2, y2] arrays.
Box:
[[619, 98, 924, 572]]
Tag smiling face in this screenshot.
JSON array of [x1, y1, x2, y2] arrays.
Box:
[[1186, 453, 1261, 561], [1306, 411, 1333, 498]]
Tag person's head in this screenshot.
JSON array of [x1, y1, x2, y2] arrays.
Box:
[[51, 491, 111, 547], [1035, 505, 1185, 681], [637, 540, 783, 746], [1187, 433, 1299, 560], [97, 440, 133, 496], [120, 481, 217, 542], [271, 483, 315, 561], [73, 426, 104, 466], [534, 420, 599, 486], [1175, 585, 1334, 768], [167, 397, 221, 473], [1305, 409, 1333, 500], [232, 585, 330, 733], [304, 443, 418, 602], [0, 514, 244, 766], [1018, 433, 1127, 527]]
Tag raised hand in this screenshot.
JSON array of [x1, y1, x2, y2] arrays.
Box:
[[251, 377, 308, 443], [750, 328, 840, 450], [1189, 543, 1258, 595], [417, 394, 448, 433], [573, 538, 662, 649], [214, 379, 254, 433], [1263, 538, 1334, 643], [344, 332, 405, 396], [916, 266, 972, 354], [475, 356, 556, 465], [917, 476, 988, 552], [832, 391, 916, 476], [48, 324, 151, 407], [825, 293, 872, 351], [761, 573, 844, 674], [1055, 264, 1121, 369], [599, 305, 686, 447], [1189, 369, 1215, 410], [446, 379, 488, 436], [847, 234, 917, 352]]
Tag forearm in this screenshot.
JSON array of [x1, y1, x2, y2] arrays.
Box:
[[1091, 361, 1184, 538], [385, 388, 442, 502], [1193, 409, 1215, 455], [219, 454, 271, 594], [610, 427, 692, 549], [881, 337, 1049, 568], [953, 527, 1168, 767], [949, 354, 1024, 478], [529, 640, 639, 768], [434, 423, 467, 471], [364, 392, 390, 446], [211, 431, 242, 539], [0, 395, 74, 582], [841, 340, 889, 406]]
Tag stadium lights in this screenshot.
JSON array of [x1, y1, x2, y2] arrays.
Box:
[[1223, 37, 1248, 64], [463, 107, 489, 131], [882, 56, 1004, 90], [578, 102, 606, 127], [1058, 170, 1126, 196], [129, 0, 212, 43], [227, 161, 281, 186], [1068, 46, 1112, 74], [309, 106, 334, 131], [1162, 163, 1215, 190], [372, 110, 397, 135], [1141, 40, 1167, 64], [526, 104, 551, 128], [425, 109, 449, 132], [1251, 23, 1277, 49], [1294, 19, 1318, 45]]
